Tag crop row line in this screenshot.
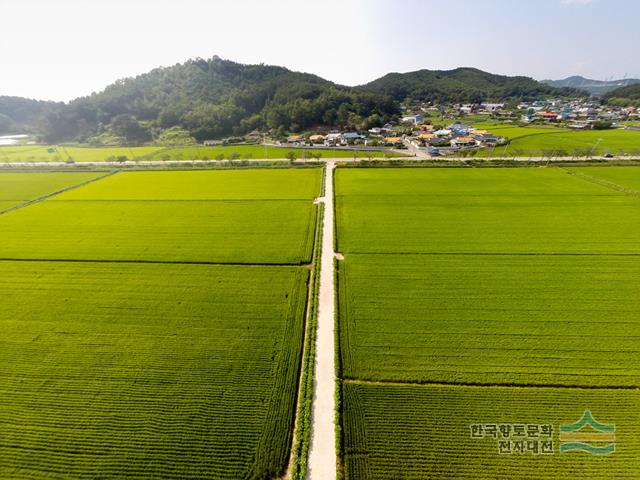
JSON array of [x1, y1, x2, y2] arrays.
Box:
[[342, 378, 640, 390], [563, 168, 640, 196], [0, 170, 118, 216]]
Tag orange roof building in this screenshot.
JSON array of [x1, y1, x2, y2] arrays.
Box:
[[451, 136, 476, 144]]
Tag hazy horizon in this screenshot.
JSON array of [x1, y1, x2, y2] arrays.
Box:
[[2, 0, 639, 102]]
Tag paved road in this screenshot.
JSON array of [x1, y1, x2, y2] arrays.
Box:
[[307, 162, 337, 480], [402, 138, 431, 159], [0, 156, 633, 168]]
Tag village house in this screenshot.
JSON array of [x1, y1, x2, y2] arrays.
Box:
[[434, 128, 453, 137], [568, 121, 592, 130], [576, 107, 598, 118], [419, 133, 435, 141], [401, 114, 424, 124], [538, 111, 562, 122], [324, 133, 343, 146], [480, 102, 505, 113], [450, 136, 478, 148], [449, 123, 472, 135], [458, 104, 477, 115], [246, 130, 262, 140], [421, 135, 448, 146], [383, 137, 404, 147], [470, 130, 500, 144], [342, 132, 366, 144]]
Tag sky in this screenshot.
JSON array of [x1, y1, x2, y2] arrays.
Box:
[[1, 0, 639, 102]]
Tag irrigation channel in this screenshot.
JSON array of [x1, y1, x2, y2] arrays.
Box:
[[307, 161, 337, 480]]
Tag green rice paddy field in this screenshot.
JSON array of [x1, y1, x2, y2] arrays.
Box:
[[480, 125, 640, 156], [567, 165, 640, 191], [0, 146, 163, 162], [476, 125, 565, 138], [339, 254, 640, 387], [0, 169, 321, 264], [343, 383, 640, 479], [0, 167, 323, 479], [145, 145, 390, 160], [0, 144, 390, 162], [335, 166, 640, 478], [336, 168, 640, 254], [0, 171, 105, 211]]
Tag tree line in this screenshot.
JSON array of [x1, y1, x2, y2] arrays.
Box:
[[1, 57, 399, 144]]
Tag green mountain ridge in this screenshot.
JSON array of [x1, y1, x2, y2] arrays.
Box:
[[543, 75, 640, 96], [0, 96, 61, 137], [1, 59, 584, 143], [2, 56, 398, 143], [361, 67, 584, 104], [603, 84, 640, 107]]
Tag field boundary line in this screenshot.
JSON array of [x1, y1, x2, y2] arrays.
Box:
[[287, 200, 324, 480], [563, 168, 640, 197], [0, 170, 118, 216], [342, 378, 640, 390], [342, 251, 640, 257], [46, 198, 320, 203], [335, 192, 623, 197], [335, 261, 346, 480], [0, 257, 312, 267]]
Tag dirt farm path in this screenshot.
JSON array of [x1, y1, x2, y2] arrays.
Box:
[[307, 161, 337, 480]]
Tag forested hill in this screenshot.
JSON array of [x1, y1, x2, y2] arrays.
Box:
[[360, 67, 584, 103], [543, 76, 640, 96], [2, 60, 589, 144], [1, 57, 398, 143], [603, 84, 640, 107], [0, 96, 61, 136]]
